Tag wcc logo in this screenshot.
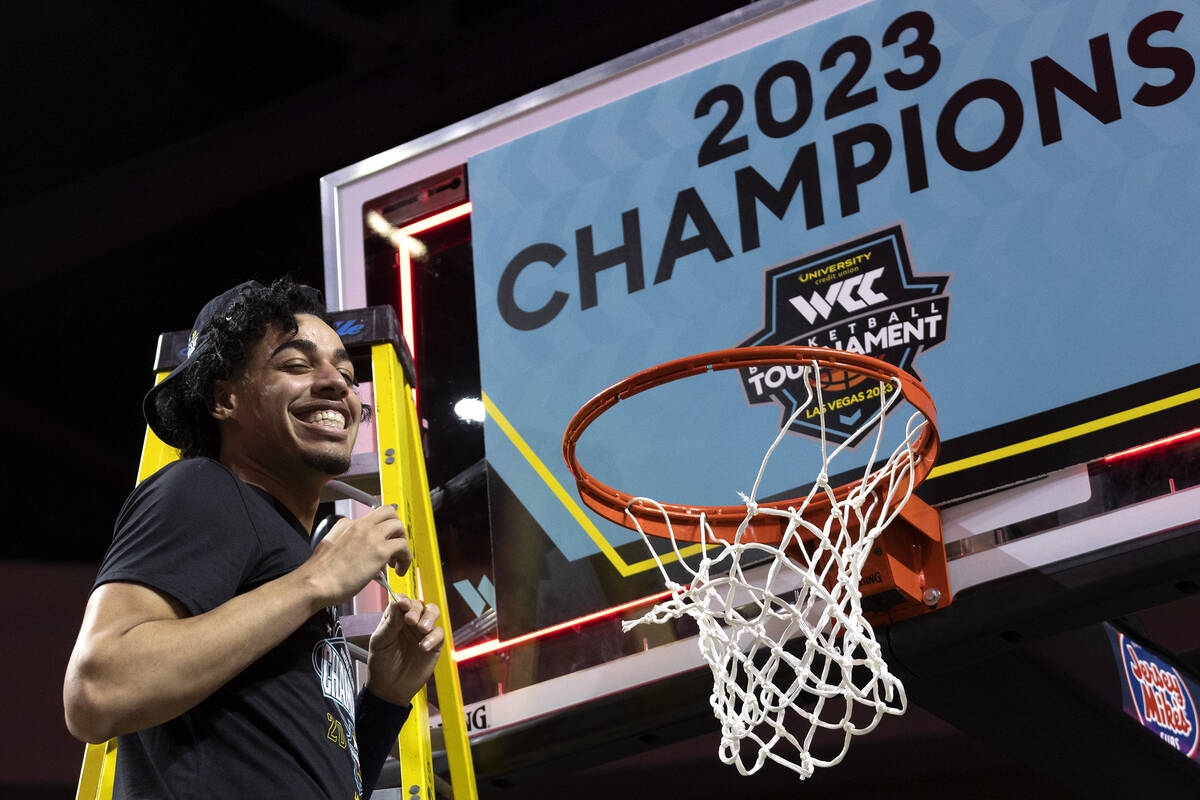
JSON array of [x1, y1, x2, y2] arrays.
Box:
[[738, 226, 950, 443], [1119, 633, 1199, 757]]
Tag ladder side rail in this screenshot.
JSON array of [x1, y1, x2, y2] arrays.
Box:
[[396, 348, 479, 799], [372, 343, 438, 798], [372, 340, 479, 799]]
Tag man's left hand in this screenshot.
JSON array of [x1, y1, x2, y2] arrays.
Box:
[[365, 596, 445, 706]]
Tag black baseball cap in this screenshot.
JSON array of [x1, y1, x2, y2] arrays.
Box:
[[142, 280, 322, 446]]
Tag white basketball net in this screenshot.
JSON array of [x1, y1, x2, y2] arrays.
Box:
[[621, 364, 929, 779]]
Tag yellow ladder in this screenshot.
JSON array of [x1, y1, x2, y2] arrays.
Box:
[[76, 306, 477, 800]]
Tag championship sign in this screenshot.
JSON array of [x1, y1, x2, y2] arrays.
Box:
[[468, 0, 1200, 564]]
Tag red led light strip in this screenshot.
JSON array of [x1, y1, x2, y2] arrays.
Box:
[[396, 201, 473, 370], [1103, 427, 1200, 462], [452, 588, 678, 663]]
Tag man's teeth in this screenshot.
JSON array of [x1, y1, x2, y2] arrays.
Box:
[[305, 409, 346, 428]]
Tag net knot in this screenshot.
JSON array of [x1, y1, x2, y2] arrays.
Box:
[[737, 490, 759, 516]]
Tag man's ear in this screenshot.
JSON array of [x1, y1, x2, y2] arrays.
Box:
[[210, 380, 237, 421]]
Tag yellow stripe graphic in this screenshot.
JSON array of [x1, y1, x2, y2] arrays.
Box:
[[930, 387, 1200, 479], [482, 392, 707, 576]]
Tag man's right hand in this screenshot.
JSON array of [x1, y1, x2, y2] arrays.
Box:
[[302, 505, 412, 607]]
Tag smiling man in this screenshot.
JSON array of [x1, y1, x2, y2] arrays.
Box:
[[64, 279, 441, 799]]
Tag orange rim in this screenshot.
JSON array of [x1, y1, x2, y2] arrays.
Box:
[[562, 346, 939, 545]]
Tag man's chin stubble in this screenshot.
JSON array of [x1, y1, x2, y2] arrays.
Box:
[[302, 450, 351, 476]]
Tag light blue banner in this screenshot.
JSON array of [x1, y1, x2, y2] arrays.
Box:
[[469, 0, 1200, 560]]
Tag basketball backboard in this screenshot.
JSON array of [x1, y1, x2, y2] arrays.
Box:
[[321, 0, 1200, 792]]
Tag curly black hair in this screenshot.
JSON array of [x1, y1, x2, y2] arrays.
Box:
[[151, 277, 371, 459]]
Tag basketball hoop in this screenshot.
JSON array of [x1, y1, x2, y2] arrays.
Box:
[[562, 346, 949, 779]]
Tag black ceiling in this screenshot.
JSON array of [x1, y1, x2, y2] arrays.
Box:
[[0, 0, 751, 561]]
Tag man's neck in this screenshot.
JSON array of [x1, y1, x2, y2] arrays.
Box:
[[220, 455, 323, 532]]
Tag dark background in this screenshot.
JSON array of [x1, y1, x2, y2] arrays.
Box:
[[0, 0, 756, 565]]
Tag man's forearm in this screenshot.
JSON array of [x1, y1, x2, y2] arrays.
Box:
[[65, 568, 329, 742]]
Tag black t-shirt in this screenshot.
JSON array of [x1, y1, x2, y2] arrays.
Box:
[[94, 458, 402, 799]]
